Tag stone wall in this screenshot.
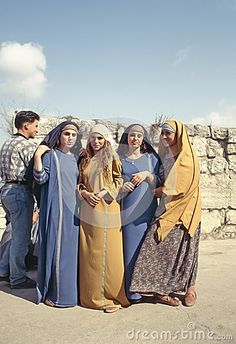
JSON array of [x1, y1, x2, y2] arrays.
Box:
[[186, 125, 236, 239], [1, 116, 236, 239]]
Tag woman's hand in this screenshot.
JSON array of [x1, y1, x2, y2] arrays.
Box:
[[34, 145, 50, 171], [79, 147, 86, 157], [81, 190, 100, 207], [122, 181, 135, 192], [131, 171, 150, 186], [34, 145, 50, 158], [153, 186, 163, 198], [32, 211, 39, 225]]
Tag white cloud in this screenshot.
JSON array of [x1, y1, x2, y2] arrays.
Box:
[[172, 46, 191, 67], [189, 104, 236, 128], [0, 41, 47, 100]]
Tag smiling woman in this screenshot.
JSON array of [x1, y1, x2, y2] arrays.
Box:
[[89, 133, 105, 152], [78, 124, 129, 313], [130, 119, 201, 307], [117, 124, 161, 303]]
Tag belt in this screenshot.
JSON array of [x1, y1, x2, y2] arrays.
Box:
[[5, 180, 29, 185]]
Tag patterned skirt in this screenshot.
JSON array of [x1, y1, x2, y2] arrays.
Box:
[[130, 223, 201, 295]]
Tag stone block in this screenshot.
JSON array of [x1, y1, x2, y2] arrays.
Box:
[[228, 174, 236, 208], [222, 225, 236, 239], [227, 143, 236, 155], [200, 172, 230, 189], [194, 124, 210, 138], [210, 126, 228, 140], [192, 136, 207, 157], [185, 124, 194, 137], [207, 157, 228, 175], [206, 139, 224, 158], [201, 186, 231, 208], [199, 159, 208, 174], [228, 128, 236, 143], [201, 209, 225, 234], [226, 210, 236, 224], [228, 155, 236, 171]]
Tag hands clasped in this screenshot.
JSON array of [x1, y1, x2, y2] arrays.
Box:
[[82, 191, 100, 207], [122, 171, 149, 192]]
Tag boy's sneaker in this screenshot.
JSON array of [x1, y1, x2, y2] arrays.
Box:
[[0, 275, 10, 282], [10, 277, 36, 289]]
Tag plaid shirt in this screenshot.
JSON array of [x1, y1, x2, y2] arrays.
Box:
[[0, 134, 37, 182]]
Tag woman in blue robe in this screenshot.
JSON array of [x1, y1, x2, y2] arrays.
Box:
[[33, 121, 81, 307], [117, 124, 161, 303]]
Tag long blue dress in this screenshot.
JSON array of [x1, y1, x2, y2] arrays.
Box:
[[34, 150, 79, 307], [120, 153, 160, 301]]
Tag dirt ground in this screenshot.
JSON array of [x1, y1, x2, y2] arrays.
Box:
[[0, 239, 235, 344]]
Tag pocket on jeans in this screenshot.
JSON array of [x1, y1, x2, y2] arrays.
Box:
[[1, 191, 20, 215]]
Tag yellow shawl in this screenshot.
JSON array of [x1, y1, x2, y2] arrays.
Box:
[[157, 119, 201, 241]]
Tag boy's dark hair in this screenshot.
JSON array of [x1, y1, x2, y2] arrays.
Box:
[[14, 110, 40, 129]]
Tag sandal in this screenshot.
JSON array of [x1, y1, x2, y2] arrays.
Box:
[[184, 290, 197, 307], [104, 306, 120, 313], [44, 298, 56, 307], [154, 293, 180, 307]]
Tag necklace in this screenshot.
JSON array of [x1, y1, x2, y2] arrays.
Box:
[[125, 152, 143, 160], [125, 153, 144, 165]]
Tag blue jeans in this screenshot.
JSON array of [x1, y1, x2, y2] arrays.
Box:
[[0, 184, 34, 285]]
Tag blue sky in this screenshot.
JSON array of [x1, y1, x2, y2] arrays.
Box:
[[0, 0, 236, 143]]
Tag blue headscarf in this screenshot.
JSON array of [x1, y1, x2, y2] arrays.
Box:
[[32, 121, 82, 205], [40, 120, 82, 155], [117, 123, 158, 159]]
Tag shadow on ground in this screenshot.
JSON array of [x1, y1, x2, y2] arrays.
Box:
[[0, 270, 37, 304]]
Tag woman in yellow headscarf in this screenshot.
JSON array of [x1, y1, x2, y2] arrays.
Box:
[[130, 119, 201, 307], [78, 124, 129, 313]]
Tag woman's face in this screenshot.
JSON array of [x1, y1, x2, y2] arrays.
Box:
[[89, 133, 105, 153], [127, 131, 144, 150], [59, 129, 77, 150], [160, 129, 177, 148]]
